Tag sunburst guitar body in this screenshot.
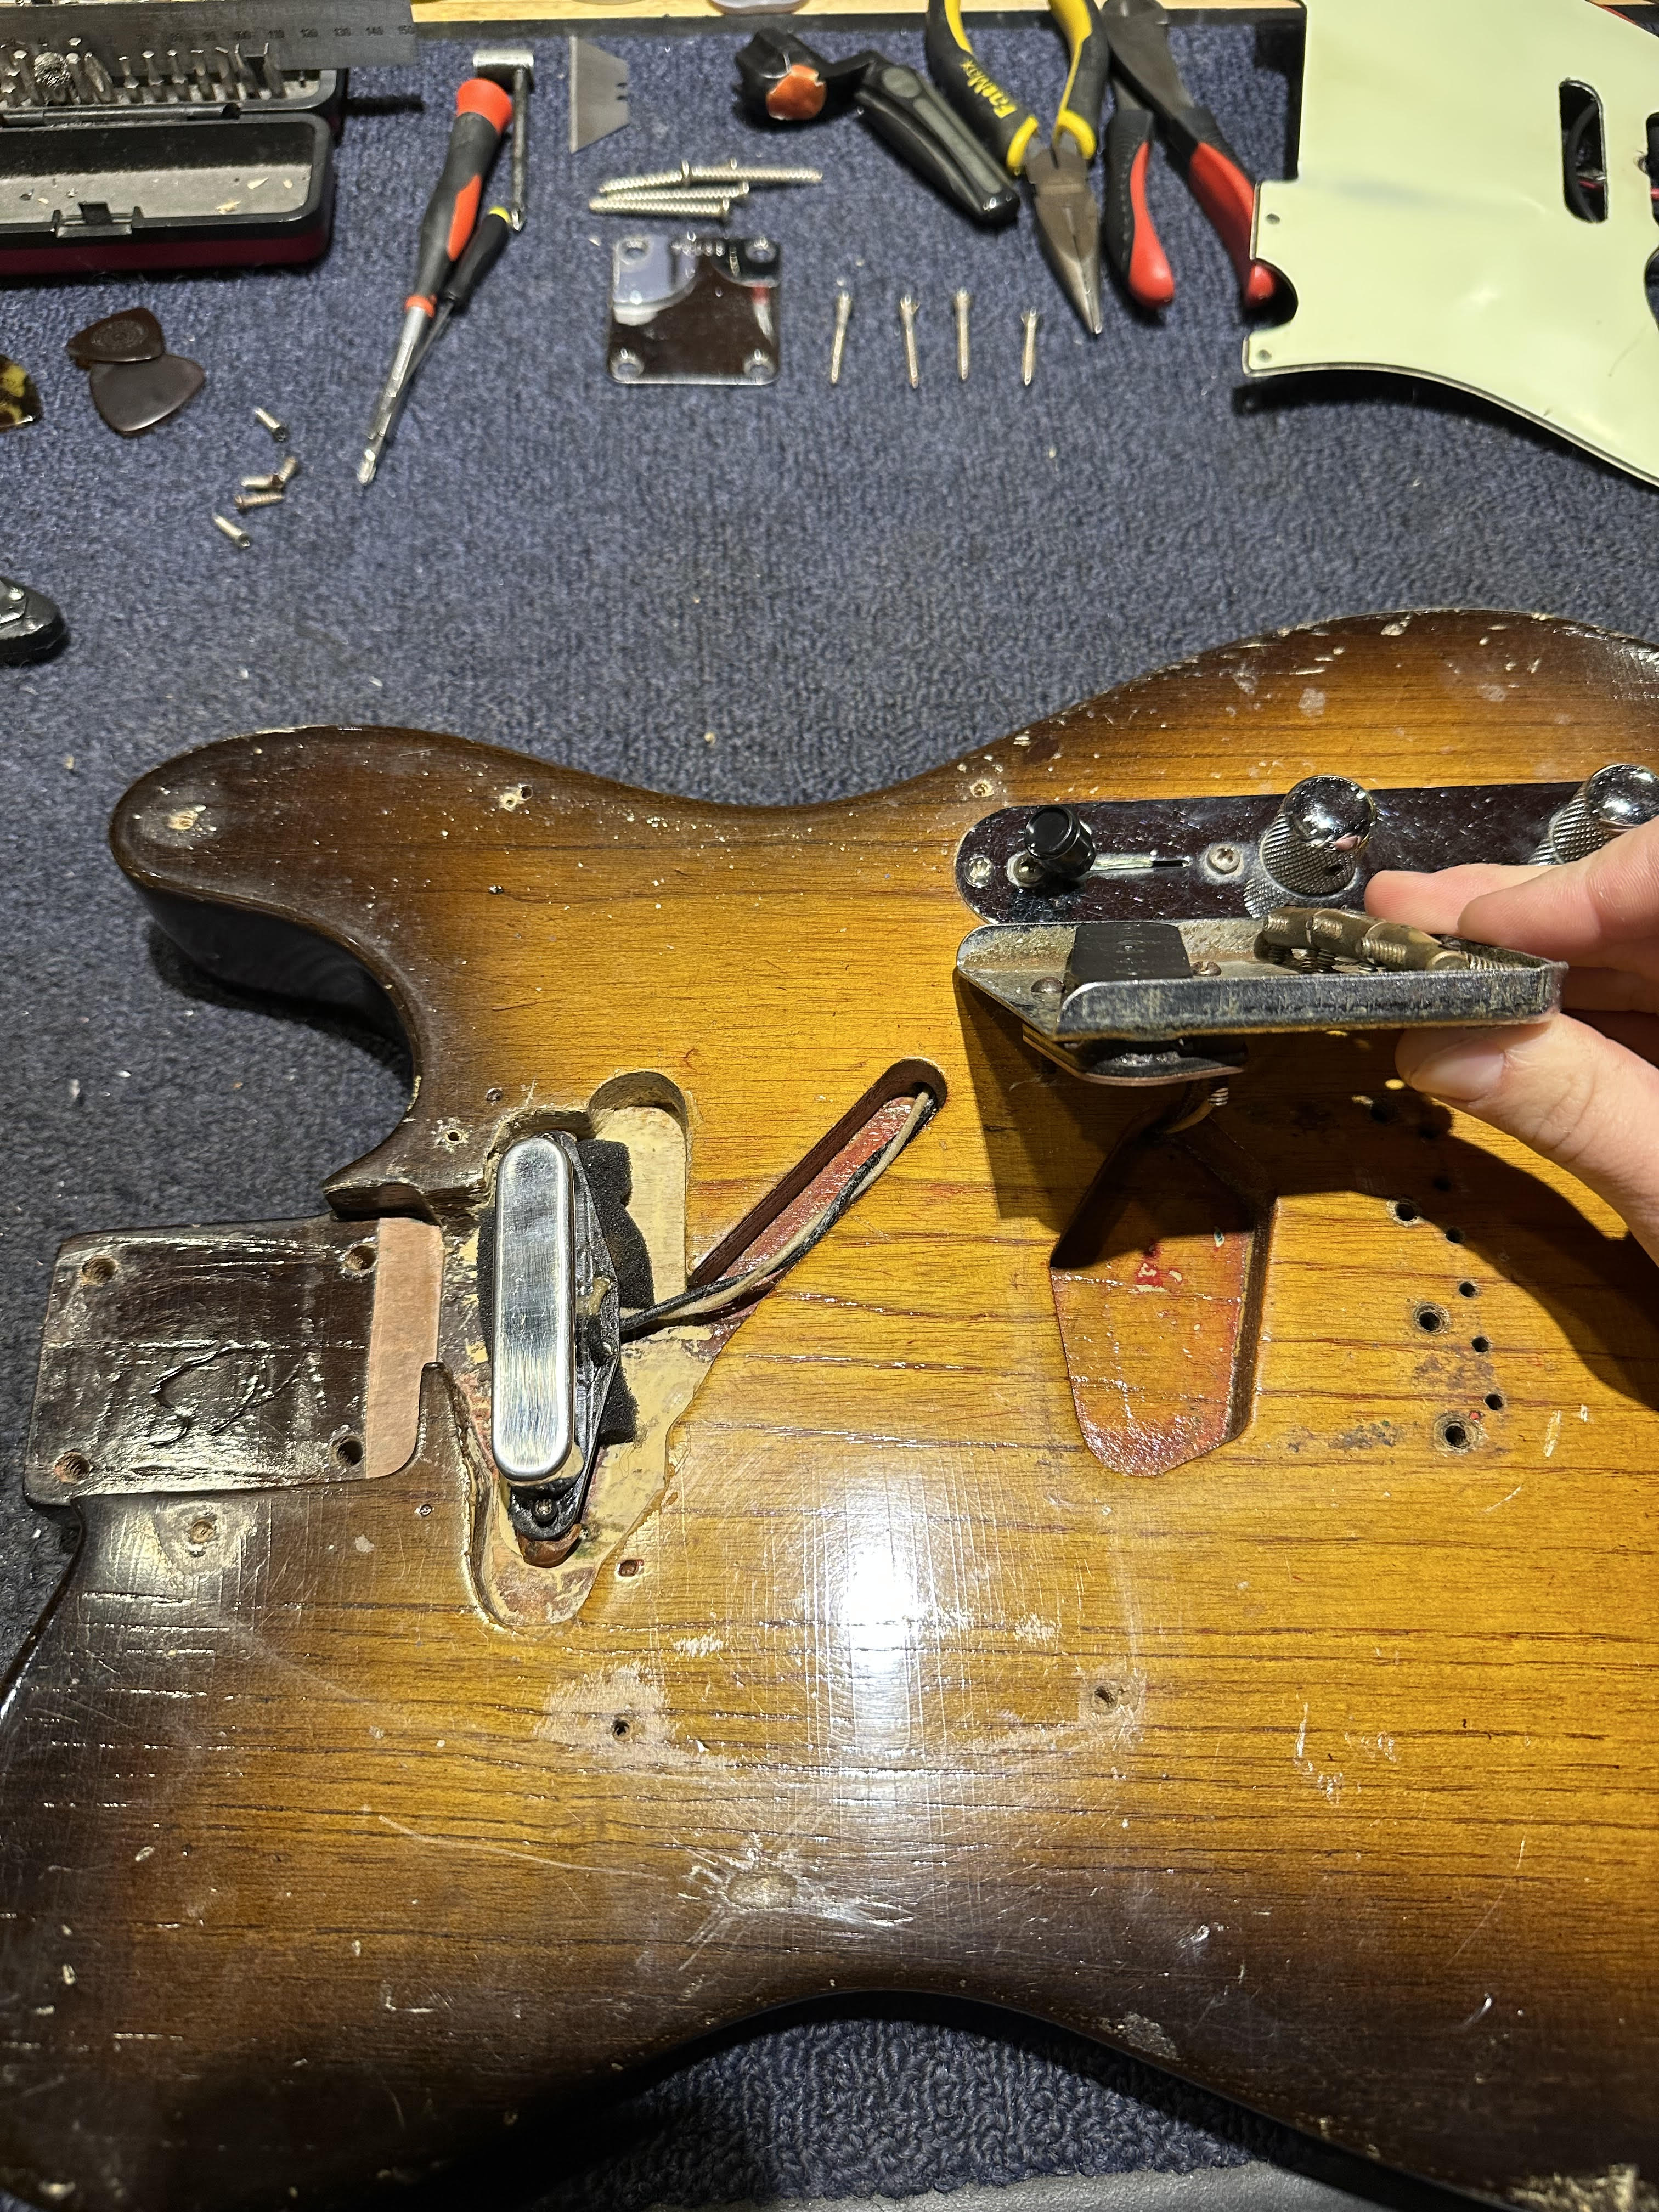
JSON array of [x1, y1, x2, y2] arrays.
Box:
[[1, 612, 1655, 2212]]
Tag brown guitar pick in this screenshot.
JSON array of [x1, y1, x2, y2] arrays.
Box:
[[87, 353, 206, 437], [66, 307, 166, 368]]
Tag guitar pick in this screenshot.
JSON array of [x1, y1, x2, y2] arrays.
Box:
[[66, 307, 166, 368], [87, 353, 206, 437], [0, 354, 42, 432]]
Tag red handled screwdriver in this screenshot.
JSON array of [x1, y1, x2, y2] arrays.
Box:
[[357, 73, 514, 486]]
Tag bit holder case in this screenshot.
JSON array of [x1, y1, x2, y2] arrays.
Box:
[[0, 70, 341, 274]]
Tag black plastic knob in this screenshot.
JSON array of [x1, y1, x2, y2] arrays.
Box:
[[1025, 805, 1096, 883], [0, 575, 66, 666]]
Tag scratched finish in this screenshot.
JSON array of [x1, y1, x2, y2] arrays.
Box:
[[1050, 1131, 1262, 1477], [24, 1218, 381, 1500], [2, 612, 1657, 2212]]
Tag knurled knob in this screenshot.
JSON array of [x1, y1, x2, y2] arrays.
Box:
[[1533, 763, 1659, 865], [1248, 775, 1376, 910]]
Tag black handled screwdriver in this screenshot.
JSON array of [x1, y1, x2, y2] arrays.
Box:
[[410, 200, 514, 375], [358, 74, 514, 486]]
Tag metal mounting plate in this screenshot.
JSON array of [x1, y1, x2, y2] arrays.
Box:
[[955, 782, 1579, 925], [958, 919, 1564, 1047], [27, 1217, 380, 1502], [607, 231, 781, 387]]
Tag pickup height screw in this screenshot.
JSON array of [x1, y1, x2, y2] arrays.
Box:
[[964, 853, 994, 888], [253, 407, 287, 441], [899, 294, 920, 390], [1205, 842, 1243, 876], [830, 287, 853, 386], [1020, 308, 1039, 388], [953, 288, 970, 381]]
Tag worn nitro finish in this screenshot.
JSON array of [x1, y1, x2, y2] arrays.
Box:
[[2, 612, 1658, 2212], [1051, 1126, 1265, 1476]]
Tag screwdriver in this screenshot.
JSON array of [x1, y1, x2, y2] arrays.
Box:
[[412, 200, 515, 372], [357, 74, 514, 487]]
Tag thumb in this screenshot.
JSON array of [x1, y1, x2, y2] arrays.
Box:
[[1397, 1015, 1659, 1265]]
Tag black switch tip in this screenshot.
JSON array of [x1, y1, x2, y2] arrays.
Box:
[[1026, 805, 1096, 882]]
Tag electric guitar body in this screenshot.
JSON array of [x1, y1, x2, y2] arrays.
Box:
[[2, 612, 1656, 2212]]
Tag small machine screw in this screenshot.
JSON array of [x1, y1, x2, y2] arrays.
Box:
[[212, 514, 252, 548], [953, 287, 971, 382], [240, 473, 281, 492], [611, 349, 645, 382], [1020, 308, 1039, 388], [1031, 974, 1064, 998], [1205, 842, 1243, 876], [253, 407, 287, 441], [830, 286, 853, 386], [233, 490, 283, 512], [964, 853, 994, 889], [899, 294, 920, 390], [274, 453, 301, 486], [529, 1493, 557, 1527]]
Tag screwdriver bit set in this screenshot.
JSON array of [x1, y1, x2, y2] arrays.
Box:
[[0, 55, 342, 275]]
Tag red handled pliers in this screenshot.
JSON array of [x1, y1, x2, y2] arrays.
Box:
[[1096, 0, 1276, 311]]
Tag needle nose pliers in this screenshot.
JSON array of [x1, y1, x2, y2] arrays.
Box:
[[926, 0, 1111, 335], [925, 0, 1276, 322]]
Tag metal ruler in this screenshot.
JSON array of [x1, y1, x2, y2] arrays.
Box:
[[0, 0, 416, 76]]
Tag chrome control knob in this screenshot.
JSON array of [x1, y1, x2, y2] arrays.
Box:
[[1532, 763, 1659, 865], [1248, 775, 1376, 910]]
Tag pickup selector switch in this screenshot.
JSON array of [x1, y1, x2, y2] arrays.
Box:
[[1015, 804, 1096, 888], [1532, 762, 1659, 864], [1247, 775, 1376, 913]]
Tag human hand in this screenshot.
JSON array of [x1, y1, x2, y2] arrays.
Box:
[[1364, 819, 1659, 1264]]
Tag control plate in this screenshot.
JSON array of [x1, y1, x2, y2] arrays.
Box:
[[956, 783, 1579, 924]]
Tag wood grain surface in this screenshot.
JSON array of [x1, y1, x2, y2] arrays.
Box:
[[1, 612, 1655, 2212]]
